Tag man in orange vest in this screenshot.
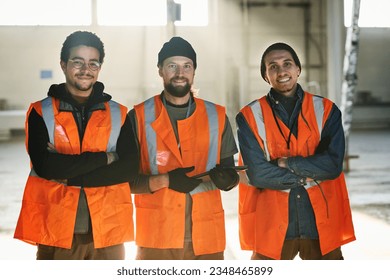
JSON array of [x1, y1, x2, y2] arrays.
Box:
[[236, 42, 356, 260], [14, 31, 139, 260], [128, 37, 239, 260]]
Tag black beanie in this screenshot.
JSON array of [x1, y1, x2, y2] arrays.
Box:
[[157, 37, 197, 69]]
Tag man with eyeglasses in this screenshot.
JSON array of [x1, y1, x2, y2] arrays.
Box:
[[14, 30, 139, 260], [127, 36, 239, 260]]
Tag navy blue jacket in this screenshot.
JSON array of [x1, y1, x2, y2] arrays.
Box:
[[236, 84, 345, 239]]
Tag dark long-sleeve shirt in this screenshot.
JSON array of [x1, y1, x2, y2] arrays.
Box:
[[127, 93, 238, 193], [27, 82, 140, 234], [28, 82, 139, 187]]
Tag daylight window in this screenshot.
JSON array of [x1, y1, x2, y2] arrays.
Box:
[[97, 0, 208, 26], [174, 0, 208, 26], [0, 0, 208, 26], [344, 0, 390, 27], [97, 0, 167, 26], [0, 0, 91, 26]]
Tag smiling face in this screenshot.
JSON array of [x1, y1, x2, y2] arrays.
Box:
[[159, 56, 195, 105], [60, 45, 101, 103], [263, 49, 301, 97]]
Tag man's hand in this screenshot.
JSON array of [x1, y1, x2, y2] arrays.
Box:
[[47, 142, 56, 153], [209, 165, 240, 191], [277, 157, 288, 168], [277, 157, 313, 184], [107, 152, 119, 165], [168, 167, 202, 193], [53, 179, 68, 185]]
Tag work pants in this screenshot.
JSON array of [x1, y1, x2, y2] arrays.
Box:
[[136, 241, 224, 260], [251, 239, 343, 260], [36, 233, 125, 260]]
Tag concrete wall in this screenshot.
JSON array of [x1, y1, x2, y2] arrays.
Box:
[[0, 0, 244, 113], [0, 0, 389, 129], [357, 28, 390, 103]]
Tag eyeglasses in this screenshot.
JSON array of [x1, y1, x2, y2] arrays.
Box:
[[68, 59, 101, 71], [165, 63, 194, 74]]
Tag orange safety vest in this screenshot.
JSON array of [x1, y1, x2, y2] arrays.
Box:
[[134, 95, 226, 255], [238, 92, 356, 259], [14, 97, 134, 249]]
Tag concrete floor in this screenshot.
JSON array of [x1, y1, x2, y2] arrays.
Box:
[[1, 129, 390, 260]]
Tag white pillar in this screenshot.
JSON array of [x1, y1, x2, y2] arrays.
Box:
[[327, 0, 345, 106]]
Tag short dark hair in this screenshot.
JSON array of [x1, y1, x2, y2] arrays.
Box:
[[260, 42, 301, 81], [60, 31, 105, 63]]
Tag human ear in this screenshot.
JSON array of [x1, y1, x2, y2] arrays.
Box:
[[60, 61, 66, 73]]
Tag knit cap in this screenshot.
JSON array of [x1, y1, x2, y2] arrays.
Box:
[[157, 37, 197, 69]]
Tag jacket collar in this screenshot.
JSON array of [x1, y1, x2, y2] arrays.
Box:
[[268, 83, 304, 106], [47, 81, 110, 112]]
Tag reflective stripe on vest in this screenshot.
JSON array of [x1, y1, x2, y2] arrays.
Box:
[[40, 97, 120, 152], [31, 98, 121, 179], [203, 101, 219, 172], [144, 98, 158, 175], [248, 100, 270, 161], [312, 95, 324, 139], [41, 97, 55, 145], [107, 101, 121, 152], [142, 98, 219, 194], [191, 101, 219, 195], [248, 95, 325, 192], [249, 95, 324, 163]]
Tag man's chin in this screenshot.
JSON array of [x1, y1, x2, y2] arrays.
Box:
[[75, 83, 94, 92], [166, 84, 191, 98]]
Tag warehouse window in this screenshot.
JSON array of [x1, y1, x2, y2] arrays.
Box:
[[174, 0, 208, 26], [97, 0, 208, 26], [344, 0, 390, 27], [0, 0, 91, 26], [0, 0, 207, 26], [97, 0, 166, 26]]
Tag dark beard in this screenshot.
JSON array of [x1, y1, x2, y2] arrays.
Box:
[[165, 82, 191, 98]]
